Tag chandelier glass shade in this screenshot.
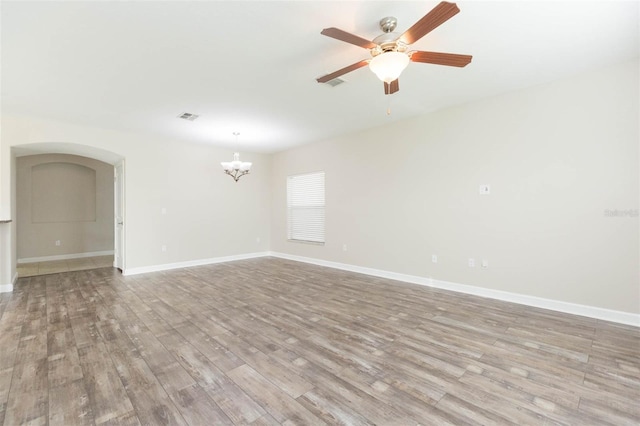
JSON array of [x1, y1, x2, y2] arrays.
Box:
[[221, 133, 252, 182]]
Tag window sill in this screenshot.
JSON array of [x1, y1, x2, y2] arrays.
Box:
[[287, 239, 325, 246]]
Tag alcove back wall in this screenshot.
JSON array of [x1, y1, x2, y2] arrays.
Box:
[[16, 153, 114, 261]]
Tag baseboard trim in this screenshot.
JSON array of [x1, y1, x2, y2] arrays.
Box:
[[18, 250, 114, 264], [269, 252, 640, 327], [123, 252, 271, 276], [0, 272, 18, 293]]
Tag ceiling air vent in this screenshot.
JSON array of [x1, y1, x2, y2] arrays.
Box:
[[326, 77, 346, 87], [178, 112, 199, 121]]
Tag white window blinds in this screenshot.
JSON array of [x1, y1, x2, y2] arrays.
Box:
[[287, 171, 325, 243]]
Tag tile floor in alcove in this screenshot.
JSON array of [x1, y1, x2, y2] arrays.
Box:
[[17, 255, 114, 277]]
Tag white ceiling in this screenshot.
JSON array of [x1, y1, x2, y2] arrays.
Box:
[[2, 1, 638, 153]]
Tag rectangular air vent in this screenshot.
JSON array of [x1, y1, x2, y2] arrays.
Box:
[[178, 112, 199, 121], [326, 77, 346, 87]]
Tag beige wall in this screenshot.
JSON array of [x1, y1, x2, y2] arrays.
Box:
[[0, 118, 272, 276], [271, 59, 639, 314], [16, 154, 114, 260], [0, 60, 637, 318], [0, 152, 18, 288]]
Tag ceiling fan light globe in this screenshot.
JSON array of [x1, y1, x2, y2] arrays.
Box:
[[369, 51, 410, 83]]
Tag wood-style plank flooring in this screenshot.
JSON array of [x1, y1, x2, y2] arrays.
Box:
[[0, 257, 638, 425]]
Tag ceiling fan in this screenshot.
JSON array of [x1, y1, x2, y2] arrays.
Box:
[[316, 1, 472, 95]]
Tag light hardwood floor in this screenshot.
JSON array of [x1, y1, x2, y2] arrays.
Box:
[[0, 257, 638, 425]]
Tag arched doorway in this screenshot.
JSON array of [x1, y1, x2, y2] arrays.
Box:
[[12, 143, 125, 275]]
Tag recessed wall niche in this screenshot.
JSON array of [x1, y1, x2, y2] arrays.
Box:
[[17, 153, 114, 260], [31, 162, 97, 223]]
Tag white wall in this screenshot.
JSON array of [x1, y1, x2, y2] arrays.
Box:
[[271, 59, 639, 315], [0, 117, 271, 279]]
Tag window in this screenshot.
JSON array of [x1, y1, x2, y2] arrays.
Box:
[[287, 171, 325, 243]]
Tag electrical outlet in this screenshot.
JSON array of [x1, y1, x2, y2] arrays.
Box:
[[256, 237, 261, 244], [432, 255, 438, 263], [342, 244, 347, 252], [161, 207, 167, 215], [481, 259, 489, 269], [161, 245, 167, 252], [468, 258, 475, 267], [55, 240, 61, 246]]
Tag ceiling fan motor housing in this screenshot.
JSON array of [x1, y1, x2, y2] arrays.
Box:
[[371, 33, 407, 56], [370, 16, 408, 57]]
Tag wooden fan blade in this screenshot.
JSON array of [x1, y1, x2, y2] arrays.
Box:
[[401, 1, 460, 45], [384, 79, 399, 95], [410, 51, 472, 67], [316, 59, 370, 83], [321, 28, 377, 49]]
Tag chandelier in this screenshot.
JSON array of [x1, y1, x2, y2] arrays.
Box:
[[220, 132, 252, 182]]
